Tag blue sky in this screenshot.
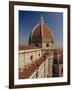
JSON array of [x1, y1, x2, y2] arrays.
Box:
[[19, 10, 63, 49]]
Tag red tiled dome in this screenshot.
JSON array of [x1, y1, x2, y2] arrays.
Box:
[[29, 17, 53, 44]]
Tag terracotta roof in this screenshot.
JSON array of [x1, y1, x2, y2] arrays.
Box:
[[43, 51, 53, 58], [31, 23, 42, 39], [19, 45, 40, 50], [19, 56, 46, 79], [29, 18, 54, 44], [54, 48, 63, 55], [43, 24, 53, 41], [32, 24, 53, 40]]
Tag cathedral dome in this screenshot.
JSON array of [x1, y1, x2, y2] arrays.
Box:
[[29, 17, 54, 46]]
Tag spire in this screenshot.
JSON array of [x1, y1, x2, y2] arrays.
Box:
[[41, 16, 44, 24]]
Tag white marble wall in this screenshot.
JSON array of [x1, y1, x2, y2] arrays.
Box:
[[42, 43, 54, 49], [19, 54, 25, 69], [29, 57, 53, 78], [19, 48, 54, 78], [44, 58, 48, 77], [59, 64, 63, 77], [49, 58, 53, 77], [38, 62, 45, 78], [19, 49, 41, 70]]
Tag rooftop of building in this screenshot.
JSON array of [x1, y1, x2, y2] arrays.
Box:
[[19, 55, 46, 79], [54, 48, 63, 56], [19, 45, 41, 51], [19, 50, 53, 79]]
